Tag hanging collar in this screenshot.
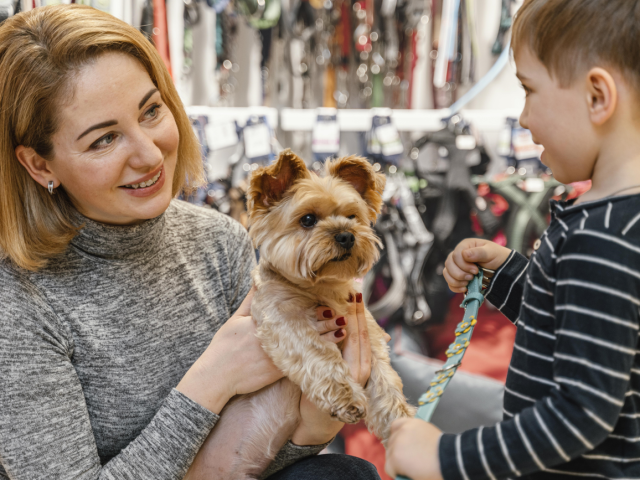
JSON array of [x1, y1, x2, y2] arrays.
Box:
[[69, 206, 167, 261]]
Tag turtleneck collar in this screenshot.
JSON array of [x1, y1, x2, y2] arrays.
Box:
[[69, 207, 167, 260]]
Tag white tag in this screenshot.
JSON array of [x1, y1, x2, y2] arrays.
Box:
[[455, 135, 476, 151], [312, 121, 340, 154], [206, 121, 238, 151], [513, 129, 543, 160], [496, 125, 512, 156], [375, 123, 404, 157], [243, 122, 272, 160], [524, 178, 545, 193]]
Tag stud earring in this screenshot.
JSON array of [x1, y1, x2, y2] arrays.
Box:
[[48, 181, 55, 194]]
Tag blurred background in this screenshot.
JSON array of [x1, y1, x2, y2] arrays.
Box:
[[0, 0, 592, 477]]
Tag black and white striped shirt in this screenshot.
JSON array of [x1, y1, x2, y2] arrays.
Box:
[[439, 194, 640, 479]]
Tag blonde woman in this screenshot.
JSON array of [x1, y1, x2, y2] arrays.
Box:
[[0, 6, 381, 479]]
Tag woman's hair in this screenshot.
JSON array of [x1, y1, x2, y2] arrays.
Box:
[[0, 4, 205, 271]]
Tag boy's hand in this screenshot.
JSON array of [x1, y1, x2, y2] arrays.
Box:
[[385, 418, 444, 480], [443, 238, 512, 293]]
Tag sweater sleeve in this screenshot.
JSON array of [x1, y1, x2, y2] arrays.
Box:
[[0, 272, 219, 480], [438, 231, 638, 479], [259, 440, 332, 479], [224, 217, 257, 313], [484, 249, 529, 323]]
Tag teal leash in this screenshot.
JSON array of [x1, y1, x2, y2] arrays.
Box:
[[395, 270, 486, 480]]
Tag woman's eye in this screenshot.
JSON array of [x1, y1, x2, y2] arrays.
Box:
[[145, 103, 161, 119], [91, 133, 116, 149], [300, 214, 317, 228]]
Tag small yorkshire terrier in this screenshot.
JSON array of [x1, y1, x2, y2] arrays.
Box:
[[184, 150, 415, 480]]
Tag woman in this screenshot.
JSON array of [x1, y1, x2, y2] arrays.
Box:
[[0, 5, 380, 479]]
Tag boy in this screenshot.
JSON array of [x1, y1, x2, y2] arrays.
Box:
[[385, 0, 640, 479]]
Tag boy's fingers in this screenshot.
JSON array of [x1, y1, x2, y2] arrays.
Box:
[[443, 268, 469, 290], [462, 246, 493, 266], [444, 257, 474, 281], [452, 249, 479, 275]]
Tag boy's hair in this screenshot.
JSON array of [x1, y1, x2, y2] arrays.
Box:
[[512, 0, 640, 92]]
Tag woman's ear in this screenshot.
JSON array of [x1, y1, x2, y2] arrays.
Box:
[[14, 145, 59, 190], [326, 155, 386, 224], [585, 67, 618, 126]]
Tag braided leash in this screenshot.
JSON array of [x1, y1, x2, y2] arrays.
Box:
[[395, 269, 489, 480]]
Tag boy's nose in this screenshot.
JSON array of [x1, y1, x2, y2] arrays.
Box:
[[335, 232, 355, 250]]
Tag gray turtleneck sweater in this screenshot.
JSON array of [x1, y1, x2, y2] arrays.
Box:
[[0, 199, 327, 480]]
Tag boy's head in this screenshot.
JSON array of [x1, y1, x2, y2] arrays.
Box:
[[512, 0, 640, 184]]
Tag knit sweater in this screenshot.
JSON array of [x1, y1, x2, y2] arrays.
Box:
[[439, 194, 640, 479], [0, 199, 327, 480]]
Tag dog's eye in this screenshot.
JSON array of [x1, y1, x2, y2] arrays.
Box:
[[300, 214, 317, 228], [348, 215, 356, 220]]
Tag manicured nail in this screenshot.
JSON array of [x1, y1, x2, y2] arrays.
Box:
[[336, 317, 346, 326], [356, 293, 363, 303], [348, 293, 354, 302], [323, 310, 333, 318], [335, 329, 345, 338]]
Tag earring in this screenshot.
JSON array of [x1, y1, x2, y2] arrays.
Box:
[[48, 181, 55, 194]]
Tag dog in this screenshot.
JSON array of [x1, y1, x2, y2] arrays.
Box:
[[184, 150, 416, 480]]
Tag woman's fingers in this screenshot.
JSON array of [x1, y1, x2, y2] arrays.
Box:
[[320, 329, 347, 344], [342, 294, 361, 382], [315, 306, 335, 320], [355, 293, 371, 386], [316, 316, 347, 335]]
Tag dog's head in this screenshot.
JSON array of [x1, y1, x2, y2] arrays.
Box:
[[247, 149, 386, 282]]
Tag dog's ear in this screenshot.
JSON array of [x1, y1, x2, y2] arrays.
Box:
[[248, 149, 310, 212], [326, 156, 386, 223]]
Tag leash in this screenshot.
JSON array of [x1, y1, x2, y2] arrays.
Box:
[[395, 269, 487, 480]]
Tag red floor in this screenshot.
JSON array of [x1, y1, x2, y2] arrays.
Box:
[[343, 294, 516, 479]]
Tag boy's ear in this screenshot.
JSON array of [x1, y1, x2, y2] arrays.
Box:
[[247, 149, 310, 212], [586, 67, 617, 126], [326, 155, 386, 223]]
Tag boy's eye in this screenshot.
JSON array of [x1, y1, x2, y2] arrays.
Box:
[[300, 214, 317, 228]]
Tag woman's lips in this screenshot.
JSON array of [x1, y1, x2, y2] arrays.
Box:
[[120, 167, 165, 197]]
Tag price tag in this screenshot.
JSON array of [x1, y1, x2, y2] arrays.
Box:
[[375, 123, 404, 157], [513, 128, 543, 160], [243, 121, 273, 160], [455, 135, 476, 151], [312, 120, 340, 155], [206, 121, 238, 151]]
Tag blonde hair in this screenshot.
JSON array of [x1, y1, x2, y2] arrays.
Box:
[[0, 4, 204, 271], [512, 0, 640, 93]]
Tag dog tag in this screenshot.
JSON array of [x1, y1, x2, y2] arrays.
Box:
[[206, 121, 239, 151]]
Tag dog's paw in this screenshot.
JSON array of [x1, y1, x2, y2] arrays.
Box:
[[331, 402, 367, 424]]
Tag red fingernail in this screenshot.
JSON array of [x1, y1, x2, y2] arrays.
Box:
[[336, 317, 346, 326], [335, 329, 345, 338], [323, 310, 333, 318], [348, 293, 354, 302], [356, 293, 362, 303]]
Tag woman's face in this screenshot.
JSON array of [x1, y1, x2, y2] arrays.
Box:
[[47, 52, 179, 225]]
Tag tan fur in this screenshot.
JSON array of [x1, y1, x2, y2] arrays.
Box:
[[184, 150, 416, 480]]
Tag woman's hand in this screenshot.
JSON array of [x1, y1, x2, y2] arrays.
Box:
[[443, 238, 511, 293], [291, 293, 389, 446], [385, 418, 444, 480], [176, 287, 284, 414]]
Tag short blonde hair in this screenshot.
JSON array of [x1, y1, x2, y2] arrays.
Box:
[[0, 4, 204, 271], [512, 0, 640, 93]]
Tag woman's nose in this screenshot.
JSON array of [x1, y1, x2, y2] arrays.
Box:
[[127, 126, 164, 169]]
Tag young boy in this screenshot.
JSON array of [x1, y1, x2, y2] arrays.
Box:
[[385, 1, 640, 479]]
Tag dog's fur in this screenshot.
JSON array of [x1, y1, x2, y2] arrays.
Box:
[[184, 151, 416, 480]]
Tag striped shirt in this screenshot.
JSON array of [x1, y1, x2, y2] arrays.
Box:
[[439, 194, 640, 479]]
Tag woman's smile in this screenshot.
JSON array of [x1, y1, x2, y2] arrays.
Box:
[[120, 165, 166, 197]]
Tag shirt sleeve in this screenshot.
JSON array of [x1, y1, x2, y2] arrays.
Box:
[[0, 274, 219, 480], [224, 217, 257, 313], [438, 231, 638, 479], [484, 249, 530, 323]]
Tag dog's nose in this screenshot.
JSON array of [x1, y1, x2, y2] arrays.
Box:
[[335, 232, 355, 250]]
